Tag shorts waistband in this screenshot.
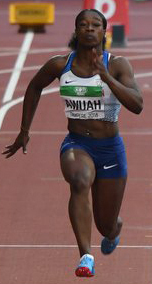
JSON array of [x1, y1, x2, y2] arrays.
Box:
[[69, 132, 122, 147]]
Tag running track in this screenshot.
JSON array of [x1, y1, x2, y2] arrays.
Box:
[[0, 1, 152, 283]]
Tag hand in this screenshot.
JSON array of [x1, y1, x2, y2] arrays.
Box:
[[91, 48, 108, 81], [2, 131, 30, 158]]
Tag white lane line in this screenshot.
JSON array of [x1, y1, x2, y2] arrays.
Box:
[[0, 130, 152, 136], [135, 72, 152, 78], [0, 131, 67, 135], [1, 64, 152, 76], [0, 65, 41, 75], [0, 244, 151, 249], [2, 31, 34, 103], [40, 177, 152, 182], [0, 47, 69, 57], [127, 54, 152, 60], [0, 46, 152, 58], [128, 40, 152, 46], [1, 64, 152, 80], [0, 87, 59, 130], [0, 97, 24, 130], [111, 48, 152, 53], [122, 131, 152, 135]]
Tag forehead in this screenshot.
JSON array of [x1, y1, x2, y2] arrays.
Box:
[[78, 11, 102, 22]]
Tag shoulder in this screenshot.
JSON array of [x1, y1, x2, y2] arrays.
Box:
[[109, 54, 133, 78], [109, 54, 131, 68], [44, 53, 70, 77], [29, 53, 72, 88], [49, 54, 69, 65]]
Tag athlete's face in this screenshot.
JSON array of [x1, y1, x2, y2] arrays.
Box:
[[75, 11, 105, 48]]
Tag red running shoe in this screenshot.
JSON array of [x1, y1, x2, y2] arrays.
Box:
[[75, 254, 95, 277]]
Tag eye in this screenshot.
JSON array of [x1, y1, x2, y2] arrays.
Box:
[[92, 22, 101, 27], [79, 21, 87, 27]]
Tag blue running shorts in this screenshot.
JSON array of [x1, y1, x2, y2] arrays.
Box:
[[60, 132, 127, 179]]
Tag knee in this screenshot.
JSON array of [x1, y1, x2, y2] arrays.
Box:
[[97, 224, 115, 238], [69, 172, 92, 195], [97, 217, 123, 239]]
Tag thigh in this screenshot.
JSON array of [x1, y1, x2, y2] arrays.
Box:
[[60, 148, 96, 185], [91, 177, 127, 226]]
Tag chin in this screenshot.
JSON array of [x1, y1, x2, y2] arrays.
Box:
[[84, 43, 98, 49]]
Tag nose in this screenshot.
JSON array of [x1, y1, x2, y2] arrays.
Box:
[[86, 23, 94, 31]]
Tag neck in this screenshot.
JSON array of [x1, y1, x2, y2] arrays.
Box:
[[76, 45, 103, 62]]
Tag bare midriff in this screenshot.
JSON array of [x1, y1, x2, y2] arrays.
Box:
[[68, 119, 119, 139]]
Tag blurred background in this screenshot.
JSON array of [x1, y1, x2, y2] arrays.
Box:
[[0, 0, 152, 42]]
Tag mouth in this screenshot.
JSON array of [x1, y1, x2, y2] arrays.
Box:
[[85, 34, 96, 40]]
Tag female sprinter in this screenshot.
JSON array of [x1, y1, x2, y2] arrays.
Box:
[[2, 9, 143, 277]]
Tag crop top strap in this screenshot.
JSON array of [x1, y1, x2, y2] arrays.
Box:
[[103, 50, 110, 70], [61, 50, 110, 75], [62, 51, 76, 74]]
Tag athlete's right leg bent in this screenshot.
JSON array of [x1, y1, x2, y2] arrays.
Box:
[[60, 148, 96, 257], [91, 177, 127, 254]]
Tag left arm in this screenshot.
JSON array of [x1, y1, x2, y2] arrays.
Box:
[[93, 49, 143, 114]]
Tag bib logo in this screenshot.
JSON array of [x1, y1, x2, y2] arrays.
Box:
[[74, 87, 87, 96], [94, 0, 116, 19]]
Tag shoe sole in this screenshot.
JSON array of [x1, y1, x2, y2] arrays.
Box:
[[75, 266, 95, 277]]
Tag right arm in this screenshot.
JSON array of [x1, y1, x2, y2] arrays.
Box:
[[21, 56, 61, 132], [2, 55, 68, 158]]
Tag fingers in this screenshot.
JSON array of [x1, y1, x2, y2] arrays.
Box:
[[2, 149, 11, 155], [2, 134, 30, 158], [2, 145, 14, 155], [4, 151, 16, 159], [3, 144, 13, 149], [91, 48, 103, 71], [2, 143, 21, 158], [2, 148, 18, 159]]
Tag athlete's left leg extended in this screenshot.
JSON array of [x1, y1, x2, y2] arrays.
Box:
[[91, 177, 127, 253]]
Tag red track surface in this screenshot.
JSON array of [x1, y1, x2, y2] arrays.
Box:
[[0, 1, 152, 283]]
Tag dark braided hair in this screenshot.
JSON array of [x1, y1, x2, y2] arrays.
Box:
[[68, 9, 107, 51]]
